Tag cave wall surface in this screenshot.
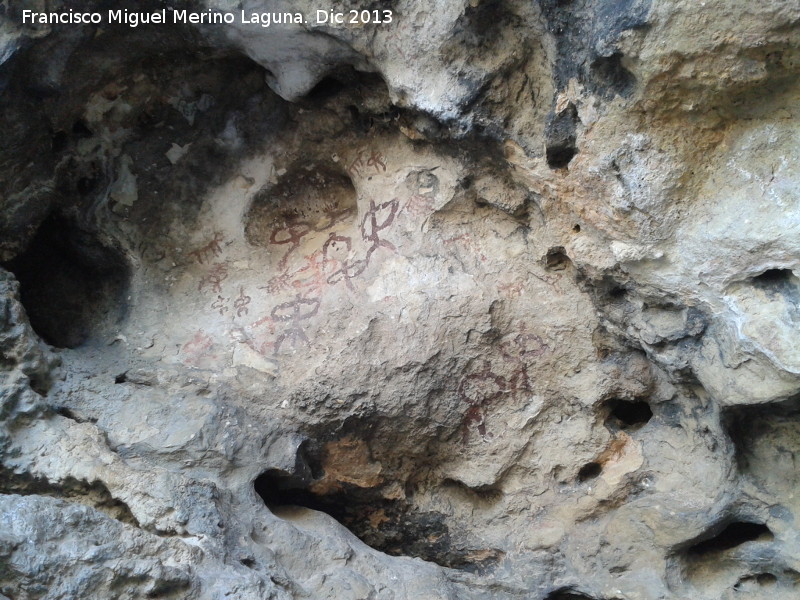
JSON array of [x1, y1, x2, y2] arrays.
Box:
[[1, 0, 800, 598]]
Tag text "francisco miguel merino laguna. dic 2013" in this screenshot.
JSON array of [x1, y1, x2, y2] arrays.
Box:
[[21, 8, 395, 28]]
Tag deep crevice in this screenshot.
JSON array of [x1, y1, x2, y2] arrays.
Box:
[[688, 521, 773, 555], [734, 573, 778, 589], [0, 467, 138, 527], [544, 588, 598, 600], [55, 406, 97, 425]]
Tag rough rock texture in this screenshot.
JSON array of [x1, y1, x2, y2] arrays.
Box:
[[1, 0, 800, 598]]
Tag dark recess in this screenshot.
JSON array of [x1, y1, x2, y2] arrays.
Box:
[[688, 521, 773, 555], [753, 268, 793, 282], [51, 130, 68, 153], [71, 119, 94, 138], [254, 469, 327, 514], [544, 246, 571, 271], [545, 103, 579, 169], [55, 406, 97, 424], [735, 573, 778, 588], [723, 395, 800, 472], [590, 53, 636, 97], [605, 399, 652, 430], [305, 76, 347, 101], [301, 67, 393, 133], [544, 589, 599, 600], [546, 140, 577, 169], [750, 268, 798, 295], [538, 0, 648, 98], [586, 276, 630, 303], [578, 462, 602, 482], [0, 466, 138, 526], [254, 469, 503, 572], [3, 214, 130, 348]]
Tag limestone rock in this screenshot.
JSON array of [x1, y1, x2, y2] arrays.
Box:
[[0, 1, 799, 599]]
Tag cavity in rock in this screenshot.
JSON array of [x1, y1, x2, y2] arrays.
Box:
[[253, 469, 503, 572], [688, 521, 773, 555], [3, 214, 130, 348]]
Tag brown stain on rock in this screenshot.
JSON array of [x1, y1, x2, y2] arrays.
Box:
[[309, 436, 383, 495]]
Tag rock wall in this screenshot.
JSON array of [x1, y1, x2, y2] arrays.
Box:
[[1, 1, 799, 598]]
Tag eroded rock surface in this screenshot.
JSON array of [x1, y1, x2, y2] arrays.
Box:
[[1, 0, 799, 598]]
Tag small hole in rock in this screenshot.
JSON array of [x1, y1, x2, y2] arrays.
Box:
[[688, 521, 773, 555], [114, 372, 127, 384], [606, 399, 652, 430], [544, 246, 571, 271], [572, 224, 581, 233], [578, 462, 602, 482], [546, 145, 577, 169]]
